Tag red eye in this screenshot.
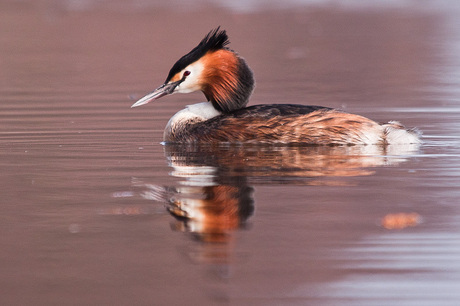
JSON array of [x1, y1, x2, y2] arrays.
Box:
[[183, 71, 191, 77]]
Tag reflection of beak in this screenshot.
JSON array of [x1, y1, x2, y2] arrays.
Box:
[[131, 80, 181, 108]]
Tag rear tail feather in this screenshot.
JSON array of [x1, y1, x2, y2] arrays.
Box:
[[382, 121, 422, 145]]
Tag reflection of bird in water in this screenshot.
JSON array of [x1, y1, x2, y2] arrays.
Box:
[[136, 143, 418, 247], [143, 182, 254, 244], [132, 27, 421, 145], [163, 143, 420, 183]]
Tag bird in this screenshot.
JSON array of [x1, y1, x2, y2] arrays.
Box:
[[131, 27, 421, 146]]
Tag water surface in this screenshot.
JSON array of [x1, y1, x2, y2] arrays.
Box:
[[1, 1, 460, 305]]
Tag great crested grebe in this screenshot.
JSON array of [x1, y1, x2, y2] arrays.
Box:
[[131, 27, 421, 145]]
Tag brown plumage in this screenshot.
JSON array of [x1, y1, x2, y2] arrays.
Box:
[[201, 50, 240, 109], [167, 106, 388, 145]]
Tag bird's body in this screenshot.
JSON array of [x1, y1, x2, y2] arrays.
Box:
[[132, 28, 420, 146]]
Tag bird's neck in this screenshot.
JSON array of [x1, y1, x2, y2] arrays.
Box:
[[201, 50, 254, 113]]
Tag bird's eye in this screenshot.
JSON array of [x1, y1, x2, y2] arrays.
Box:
[[183, 71, 191, 77]]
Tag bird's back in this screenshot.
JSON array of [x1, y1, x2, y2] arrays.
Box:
[[166, 104, 391, 145]]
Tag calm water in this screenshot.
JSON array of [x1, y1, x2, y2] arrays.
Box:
[[2, 1, 460, 305]]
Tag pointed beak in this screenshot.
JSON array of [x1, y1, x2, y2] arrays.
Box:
[[131, 81, 181, 108]]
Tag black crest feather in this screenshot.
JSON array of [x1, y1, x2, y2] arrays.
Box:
[[165, 27, 229, 83]]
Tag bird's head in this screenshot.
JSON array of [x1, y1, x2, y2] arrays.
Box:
[[131, 27, 254, 113]]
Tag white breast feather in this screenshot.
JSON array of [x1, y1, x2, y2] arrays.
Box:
[[164, 102, 221, 140]]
